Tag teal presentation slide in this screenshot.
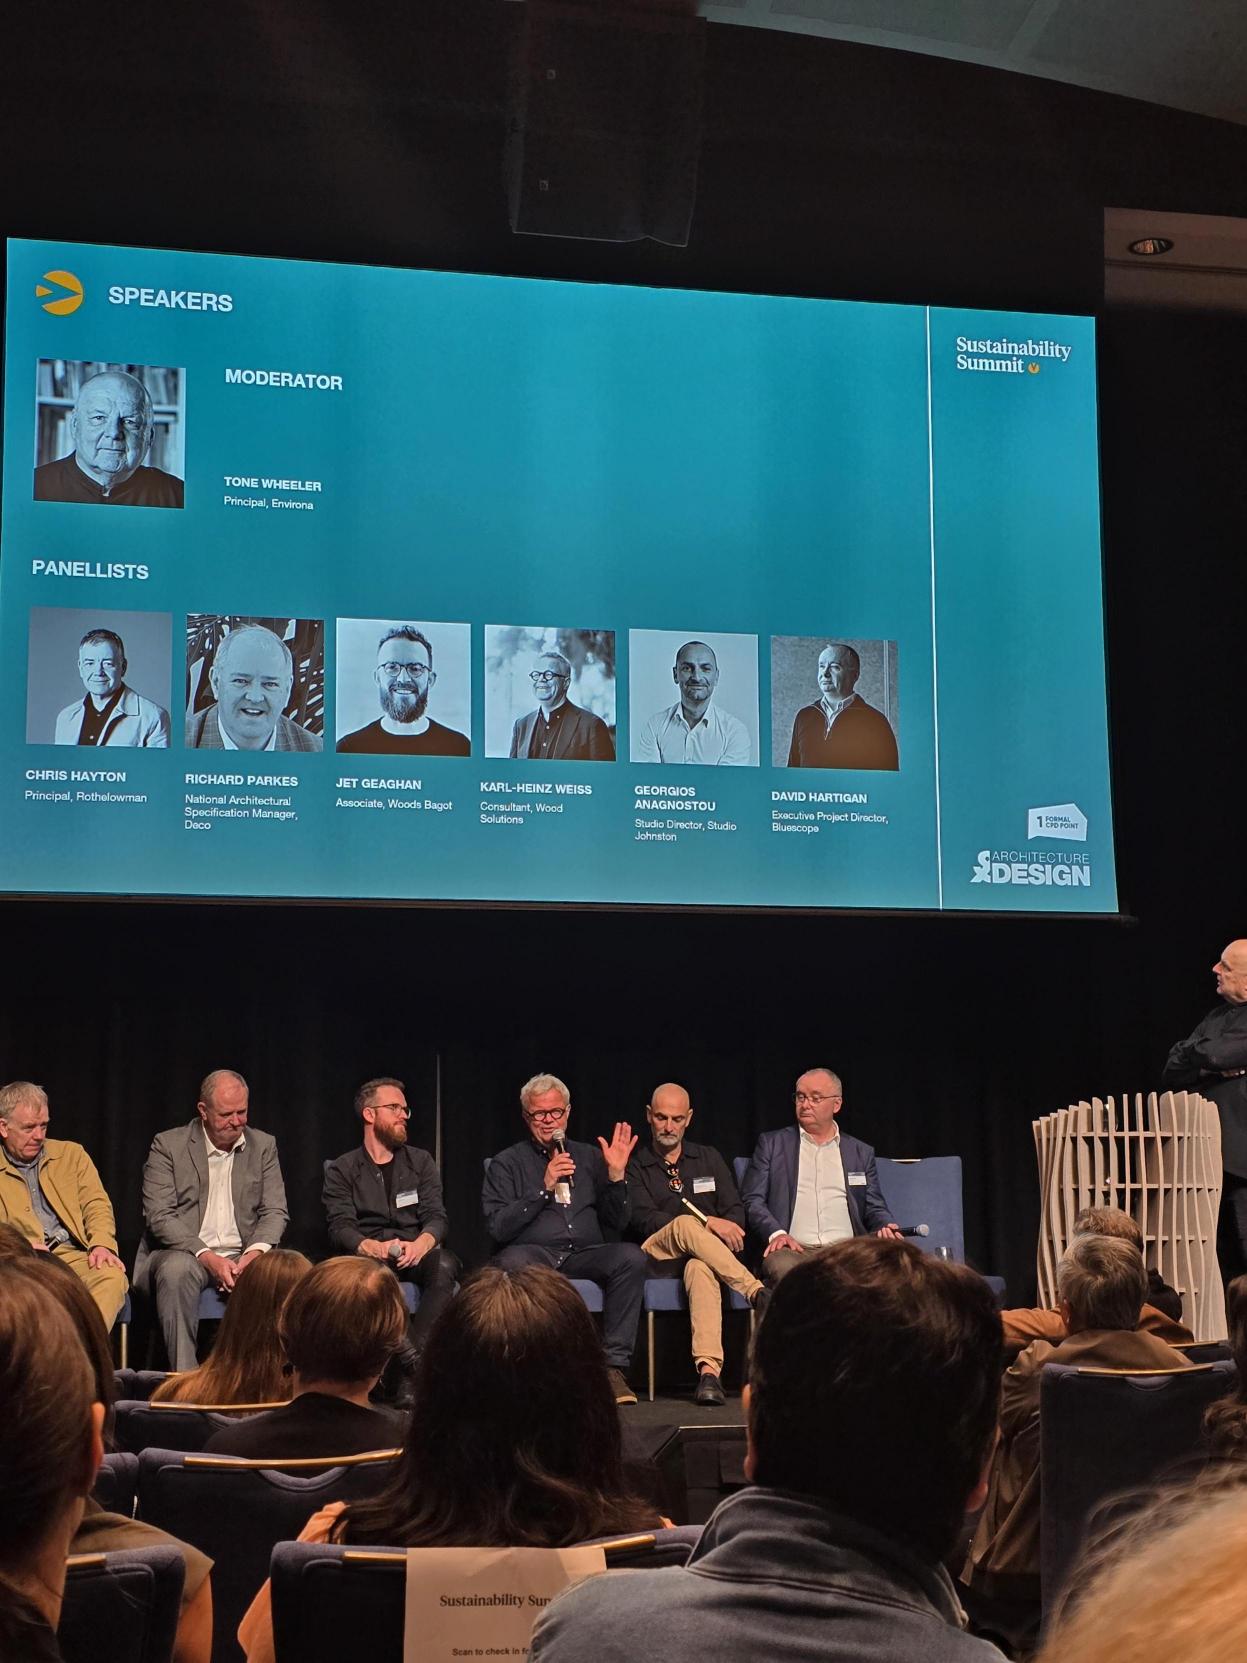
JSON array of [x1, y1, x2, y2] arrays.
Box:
[[0, 239, 1117, 911]]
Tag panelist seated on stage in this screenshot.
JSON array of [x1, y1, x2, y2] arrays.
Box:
[[322, 1076, 460, 1359], [54, 628, 170, 748], [999, 1205, 1192, 1362], [532, 1238, 1004, 1663], [34, 369, 184, 508], [482, 1072, 645, 1404], [626, 1082, 764, 1406], [742, 1066, 900, 1286], [963, 1234, 1192, 1632], [134, 1068, 289, 1371], [0, 1079, 127, 1330]]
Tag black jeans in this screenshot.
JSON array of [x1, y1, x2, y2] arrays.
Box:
[[491, 1241, 647, 1368], [397, 1244, 460, 1351]]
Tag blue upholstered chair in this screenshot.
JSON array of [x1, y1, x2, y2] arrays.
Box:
[[269, 1530, 702, 1662], [138, 1446, 402, 1663], [1039, 1359, 1236, 1623], [60, 1545, 185, 1663], [92, 1450, 140, 1517], [113, 1399, 281, 1456]]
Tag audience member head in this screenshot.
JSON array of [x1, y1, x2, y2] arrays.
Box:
[[747, 1236, 1001, 1562], [0, 1222, 36, 1262], [337, 1265, 658, 1547], [1057, 1233, 1147, 1333], [151, 1246, 312, 1405], [278, 1256, 406, 1393], [1072, 1206, 1144, 1252], [9, 1254, 115, 1422], [0, 1266, 103, 1637], [1204, 1275, 1247, 1459], [1035, 1476, 1247, 1663]]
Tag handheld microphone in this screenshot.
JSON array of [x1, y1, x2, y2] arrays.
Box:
[[898, 1224, 929, 1238], [551, 1131, 573, 1206]]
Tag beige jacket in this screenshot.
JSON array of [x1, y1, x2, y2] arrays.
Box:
[[0, 1137, 119, 1252]]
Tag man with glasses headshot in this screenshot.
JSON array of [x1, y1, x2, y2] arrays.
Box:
[[626, 1082, 765, 1405], [482, 1072, 644, 1403], [322, 1077, 460, 1358], [508, 650, 614, 761], [337, 625, 470, 755], [742, 1067, 900, 1286]]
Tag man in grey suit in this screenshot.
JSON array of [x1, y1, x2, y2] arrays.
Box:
[[743, 1066, 900, 1286], [508, 651, 614, 761], [134, 1067, 289, 1369], [186, 623, 322, 752]]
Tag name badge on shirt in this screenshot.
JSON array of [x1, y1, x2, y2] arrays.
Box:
[[847, 1172, 868, 1187], [692, 1176, 716, 1194], [395, 1189, 419, 1209]]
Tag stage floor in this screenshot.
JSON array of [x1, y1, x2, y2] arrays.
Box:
[[621, 1392, 746, 1433]]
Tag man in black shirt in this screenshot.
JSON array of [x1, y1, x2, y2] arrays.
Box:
[[482, 1072, 644, 1402], [322, 1076, 460, 1354], [508, 652, 614, 761], [1163, 939, 1247, 1276], [34, 370, 184, 507], [628, 1083, 763, 1405], [337, 625, 470, 755]]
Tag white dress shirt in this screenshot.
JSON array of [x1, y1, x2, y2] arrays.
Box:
[[787, 1128, 854, 1247], [195, 1128, 272, 1258], [634, 701, 751, 766]]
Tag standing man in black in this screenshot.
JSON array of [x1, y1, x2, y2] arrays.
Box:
[[322, 1077, 459, 1356], [1163, 940, 1247, 1276], [482, 1072, 644, 1403], [627, 1082, 763, 1405]]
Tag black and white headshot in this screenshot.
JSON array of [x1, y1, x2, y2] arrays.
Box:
[[33, 361, 185, 508], [773, 636, 899, 770], [629, 630, 758, 767], [485, 626, 616, 762], [186, 616, 324, 753], [336, 619, 471, 756], [26, 607, 172, 748]]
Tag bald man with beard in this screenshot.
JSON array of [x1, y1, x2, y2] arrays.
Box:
[[627, 1083, 765, 1405], [1164, 939, 1247, 1275], [35, 370, 184, 507]]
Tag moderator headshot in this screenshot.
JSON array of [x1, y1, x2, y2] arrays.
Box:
[[186, 624, 322, 752], [634, 639, 751, 766], [54, 627, 170, 748], [509, 650, 614, 762], [337, 625, 470, 756], [786, 642, 898, 771], [34, 369, 184, 508]]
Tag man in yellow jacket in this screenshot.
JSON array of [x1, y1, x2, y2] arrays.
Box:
[[0, 1079, 127, 1327]]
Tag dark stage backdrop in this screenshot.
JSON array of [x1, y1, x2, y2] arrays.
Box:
[[2, 2, 1247, 1308]]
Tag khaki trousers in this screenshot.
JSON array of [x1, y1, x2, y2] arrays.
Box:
[[52, 1243, 128, 1330], [642, 1213, 762, 1373]]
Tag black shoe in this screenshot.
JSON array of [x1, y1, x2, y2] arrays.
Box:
[[608, 1367, 638, 1405], [695, 1370, 726, 1406]]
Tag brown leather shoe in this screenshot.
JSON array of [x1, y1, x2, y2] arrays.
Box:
[[608, 1368, 638, 1405]]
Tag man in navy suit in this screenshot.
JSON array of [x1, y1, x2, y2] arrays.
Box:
[[743, 1066, 900, 1285]]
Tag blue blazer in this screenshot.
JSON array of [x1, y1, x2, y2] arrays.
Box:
[[742, 1125, 895, 1244]]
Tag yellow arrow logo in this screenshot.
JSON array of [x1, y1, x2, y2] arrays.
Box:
[[34, 270, 84, 316], [1027, 362, 1040, 374]]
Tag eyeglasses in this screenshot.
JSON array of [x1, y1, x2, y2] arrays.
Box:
[[530, 670, 567, 684], [525, 1106, 569, 1122], [380, 662, 431, 680], [794, 1091, 842, 1106], [372, 1103, 410, 1117]]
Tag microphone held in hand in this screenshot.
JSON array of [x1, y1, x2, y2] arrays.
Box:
[[898, 1223, 929, 1238], [551, 1131, 573, 1206]]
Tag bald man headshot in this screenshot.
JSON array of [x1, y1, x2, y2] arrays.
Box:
[[634, 640, 751, 766], [186, 624, 322, 752], [34, 369, 184, 507], [1163, 940, 1247, 1274], [786, 643, 898, 771]]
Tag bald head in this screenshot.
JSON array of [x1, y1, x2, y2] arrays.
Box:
[[673, 641, 719, 719], [647, 1081, 692, 1155], [70, 372, 154, 490], [1214, 941, 1247, 1005]]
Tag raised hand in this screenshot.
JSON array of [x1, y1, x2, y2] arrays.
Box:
[[597, 1121, 638, 1182]]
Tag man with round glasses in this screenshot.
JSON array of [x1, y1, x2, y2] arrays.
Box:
[[482, 1072, 644, 1402], [742, 1067, 900, 1286], [337, 625, 470, 754], [322, 1076, 460, 1358], [627, 1082, 765, 1405], [508, 651, 614, 761], [54, 627, 170, 747]]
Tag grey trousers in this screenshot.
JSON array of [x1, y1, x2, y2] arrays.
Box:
[[147, 1247, 235, 1371]]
